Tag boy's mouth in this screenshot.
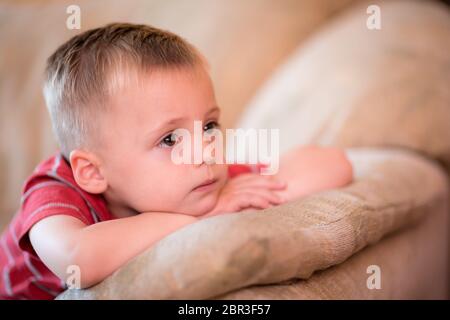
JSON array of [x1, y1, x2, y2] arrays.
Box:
[[192, 178, 219, 192]]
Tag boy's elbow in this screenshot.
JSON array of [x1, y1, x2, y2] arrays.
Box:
[[332, 148, 353, 187], [316, 147, 353, 188], [78, 273, 103, 289], [75, 263, 104, 289], [66, 244, 107, 289]]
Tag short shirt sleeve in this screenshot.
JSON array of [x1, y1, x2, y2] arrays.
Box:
[[228, 163, 269, 178], [17, 183, 94, 256]]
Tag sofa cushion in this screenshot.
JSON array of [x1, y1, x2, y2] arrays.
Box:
[[216, 181, 449, 299], [57, 148, 448, 299]]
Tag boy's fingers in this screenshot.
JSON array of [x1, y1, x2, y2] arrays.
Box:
[[235, 188, 285, 204], [261, 189, 286, 204], [239, 194, 272, 210], [234, 173, 280, 183], [234, 175, 286, 190]]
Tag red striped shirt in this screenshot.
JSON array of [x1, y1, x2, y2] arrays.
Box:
[[0, 153, 114, 299], [0, 153, 264, 300]]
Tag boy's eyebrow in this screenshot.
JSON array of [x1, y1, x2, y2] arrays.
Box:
[[144, 106, 220, 140], [206, 106, 220, 117]]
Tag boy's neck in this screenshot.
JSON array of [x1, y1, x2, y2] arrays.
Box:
[[105, 199, 140, 219]]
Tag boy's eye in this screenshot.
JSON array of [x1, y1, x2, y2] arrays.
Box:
[[157, 121, 220, 148], [159, 133, 178, 148], [204, 121, 220, 133]]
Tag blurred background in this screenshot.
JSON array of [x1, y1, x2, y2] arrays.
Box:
[[0, 0, 449, 232]]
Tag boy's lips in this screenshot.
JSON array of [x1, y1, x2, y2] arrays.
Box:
[[192, 178, 219, 192]]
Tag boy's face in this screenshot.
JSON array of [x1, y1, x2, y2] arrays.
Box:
[[97, 66, 228, 217]]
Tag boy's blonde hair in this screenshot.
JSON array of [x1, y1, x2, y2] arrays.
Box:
[[43, 23, 205, 158]]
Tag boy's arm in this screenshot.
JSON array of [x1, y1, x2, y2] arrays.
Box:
[[29, 212, 198, 289], [275, 146, 353, 201]]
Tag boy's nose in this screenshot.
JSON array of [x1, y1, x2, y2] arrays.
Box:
[[191, 137, 217, 166], [204, 152, 216, 165], [192, 149, 214, 167]]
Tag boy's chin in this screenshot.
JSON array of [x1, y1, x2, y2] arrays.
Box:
[[183, 194, 218, 217]]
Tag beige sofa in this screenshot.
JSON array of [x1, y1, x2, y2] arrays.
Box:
[[1, 0, 449, 299]]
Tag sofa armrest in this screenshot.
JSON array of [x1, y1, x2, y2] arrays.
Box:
[[57, 148, 448, 299], [217, 185, 449, 299]]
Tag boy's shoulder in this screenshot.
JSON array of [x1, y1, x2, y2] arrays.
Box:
[[23, 152, 76, 193], [19, 152, 113, 227]]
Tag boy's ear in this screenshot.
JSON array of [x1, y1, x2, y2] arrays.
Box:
[[69, 149, 107, 194]]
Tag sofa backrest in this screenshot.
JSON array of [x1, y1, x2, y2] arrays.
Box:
[[238, 0, 450, 174]]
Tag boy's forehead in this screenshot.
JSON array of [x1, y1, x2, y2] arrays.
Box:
[[143, 105, 220, 140], [107, 66, 218, 120]]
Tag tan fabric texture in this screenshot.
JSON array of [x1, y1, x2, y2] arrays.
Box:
[[229, 0, 450, 298], [217, 186, 449, 300], [57, 148, 449, 299]]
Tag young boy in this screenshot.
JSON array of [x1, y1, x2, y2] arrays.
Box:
[[0, 23, 352, 299]]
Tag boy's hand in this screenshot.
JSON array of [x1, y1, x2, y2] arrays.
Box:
[[202, 173, 287, 218]]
